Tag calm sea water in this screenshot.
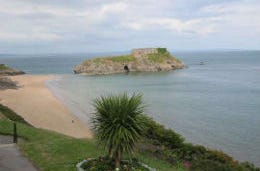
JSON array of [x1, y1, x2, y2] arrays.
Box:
[[1, 51, 260, 166]]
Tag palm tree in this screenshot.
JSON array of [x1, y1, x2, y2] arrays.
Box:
[[91, 93, 146, 169]]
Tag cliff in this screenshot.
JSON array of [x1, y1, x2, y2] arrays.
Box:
[[0, 64, 25, 76], [74, 48, 185, 75]]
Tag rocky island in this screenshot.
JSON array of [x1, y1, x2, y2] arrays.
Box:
[[74, 48, 185, 75]]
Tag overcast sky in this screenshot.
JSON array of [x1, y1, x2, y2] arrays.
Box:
[[0, 0, 260, 54]]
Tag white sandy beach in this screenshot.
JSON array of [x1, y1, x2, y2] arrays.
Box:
[[0, 75, 92, 138]]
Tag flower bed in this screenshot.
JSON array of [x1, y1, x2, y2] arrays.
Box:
[[76, 157, 155, 171]]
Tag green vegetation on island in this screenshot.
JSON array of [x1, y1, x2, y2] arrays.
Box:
[[91, 54, 136, 64], [147, 48, 182, 64]]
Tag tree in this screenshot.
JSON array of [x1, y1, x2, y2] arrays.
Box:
[[91, 93, 146, 169]]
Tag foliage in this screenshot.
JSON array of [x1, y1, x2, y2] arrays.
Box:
[[92, 93, 146, 168], [0, 103, 30, 125], [108, 55, 136, 63], [139, 116, 260, 171], [91, 55, 136, 64], [190, 159, 236, 171], [147, 52, 172, 63], [142, 115, 184, 148], [0, 118, 180, 171], [1, 99, 259, 171], [157, 48, 167, 54], [0, 64, 10, 70], [81, 157, 149, 171]]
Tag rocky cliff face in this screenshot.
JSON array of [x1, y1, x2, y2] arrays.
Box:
[[74, 48, 185, 75], [0, 64, 25, 76]]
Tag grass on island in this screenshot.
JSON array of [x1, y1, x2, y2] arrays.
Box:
[[91, 55, 136, 64], [147, 48, 182, 64], [147, 52, 172, 63], [0, 108, 184, 171], [108, 55, 136, 63]]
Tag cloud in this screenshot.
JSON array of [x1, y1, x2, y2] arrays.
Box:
[[121, 17, 221, 36], [0, 0, 259, 53]]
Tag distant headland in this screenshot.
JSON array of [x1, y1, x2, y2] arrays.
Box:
[[0, 64, 25, 76], [73, 48, 185, 75]]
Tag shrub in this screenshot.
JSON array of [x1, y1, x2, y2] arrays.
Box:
[[190, 159, 235, 171], [157, 48, 167, 54], [142, 115, 184, 149], [139, 115, 260, 171], [92, 93, 146, 168]]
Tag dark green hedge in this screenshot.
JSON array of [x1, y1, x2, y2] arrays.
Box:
[[141, 114, 260, 171]]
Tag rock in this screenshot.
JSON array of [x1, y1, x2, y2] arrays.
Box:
[[0, 77, 19, 90], [74, 48, 185, 75], [0, 64, 25, 76]]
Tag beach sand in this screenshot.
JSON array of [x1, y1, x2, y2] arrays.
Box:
[[0, 75, 92, 139]]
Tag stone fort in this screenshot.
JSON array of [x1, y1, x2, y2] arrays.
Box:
[[131, 48, 159, 58]]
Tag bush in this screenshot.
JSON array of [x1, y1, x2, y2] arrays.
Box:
[[191, 159, 235, 171], [139, 115, 260, 171], [142, 115, 184, 149], [157, 48, 167, 54]]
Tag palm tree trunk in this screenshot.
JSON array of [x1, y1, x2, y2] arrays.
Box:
[[108, 144, 113, 158], [115, 149, 122, 169]]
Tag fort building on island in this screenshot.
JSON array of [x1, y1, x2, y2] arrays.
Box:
[[131, 48, 159, 58]]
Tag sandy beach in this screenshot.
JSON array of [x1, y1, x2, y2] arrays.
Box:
[[0, 75, 92, 139]]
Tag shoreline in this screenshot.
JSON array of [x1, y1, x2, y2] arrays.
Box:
[[0, 74, 92, 139]]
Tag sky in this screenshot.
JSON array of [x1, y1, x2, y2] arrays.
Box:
[[0, 0, 260, 54]]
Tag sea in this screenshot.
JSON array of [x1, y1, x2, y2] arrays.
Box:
[[1, 50, 259, 166]]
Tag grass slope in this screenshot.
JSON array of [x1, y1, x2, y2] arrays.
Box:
[[0, 104, 30, 125], [0, 115, 185, 171]]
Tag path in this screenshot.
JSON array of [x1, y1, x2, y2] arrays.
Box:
[[0, 135, 38, 171]]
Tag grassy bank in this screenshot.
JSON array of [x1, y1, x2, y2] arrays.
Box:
[[0, 104, 30, 125], [0, 104, 258, 171], [0, 110, 184, 171]]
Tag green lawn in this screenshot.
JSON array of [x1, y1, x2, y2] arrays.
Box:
[[0, 118, 185, 171]]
